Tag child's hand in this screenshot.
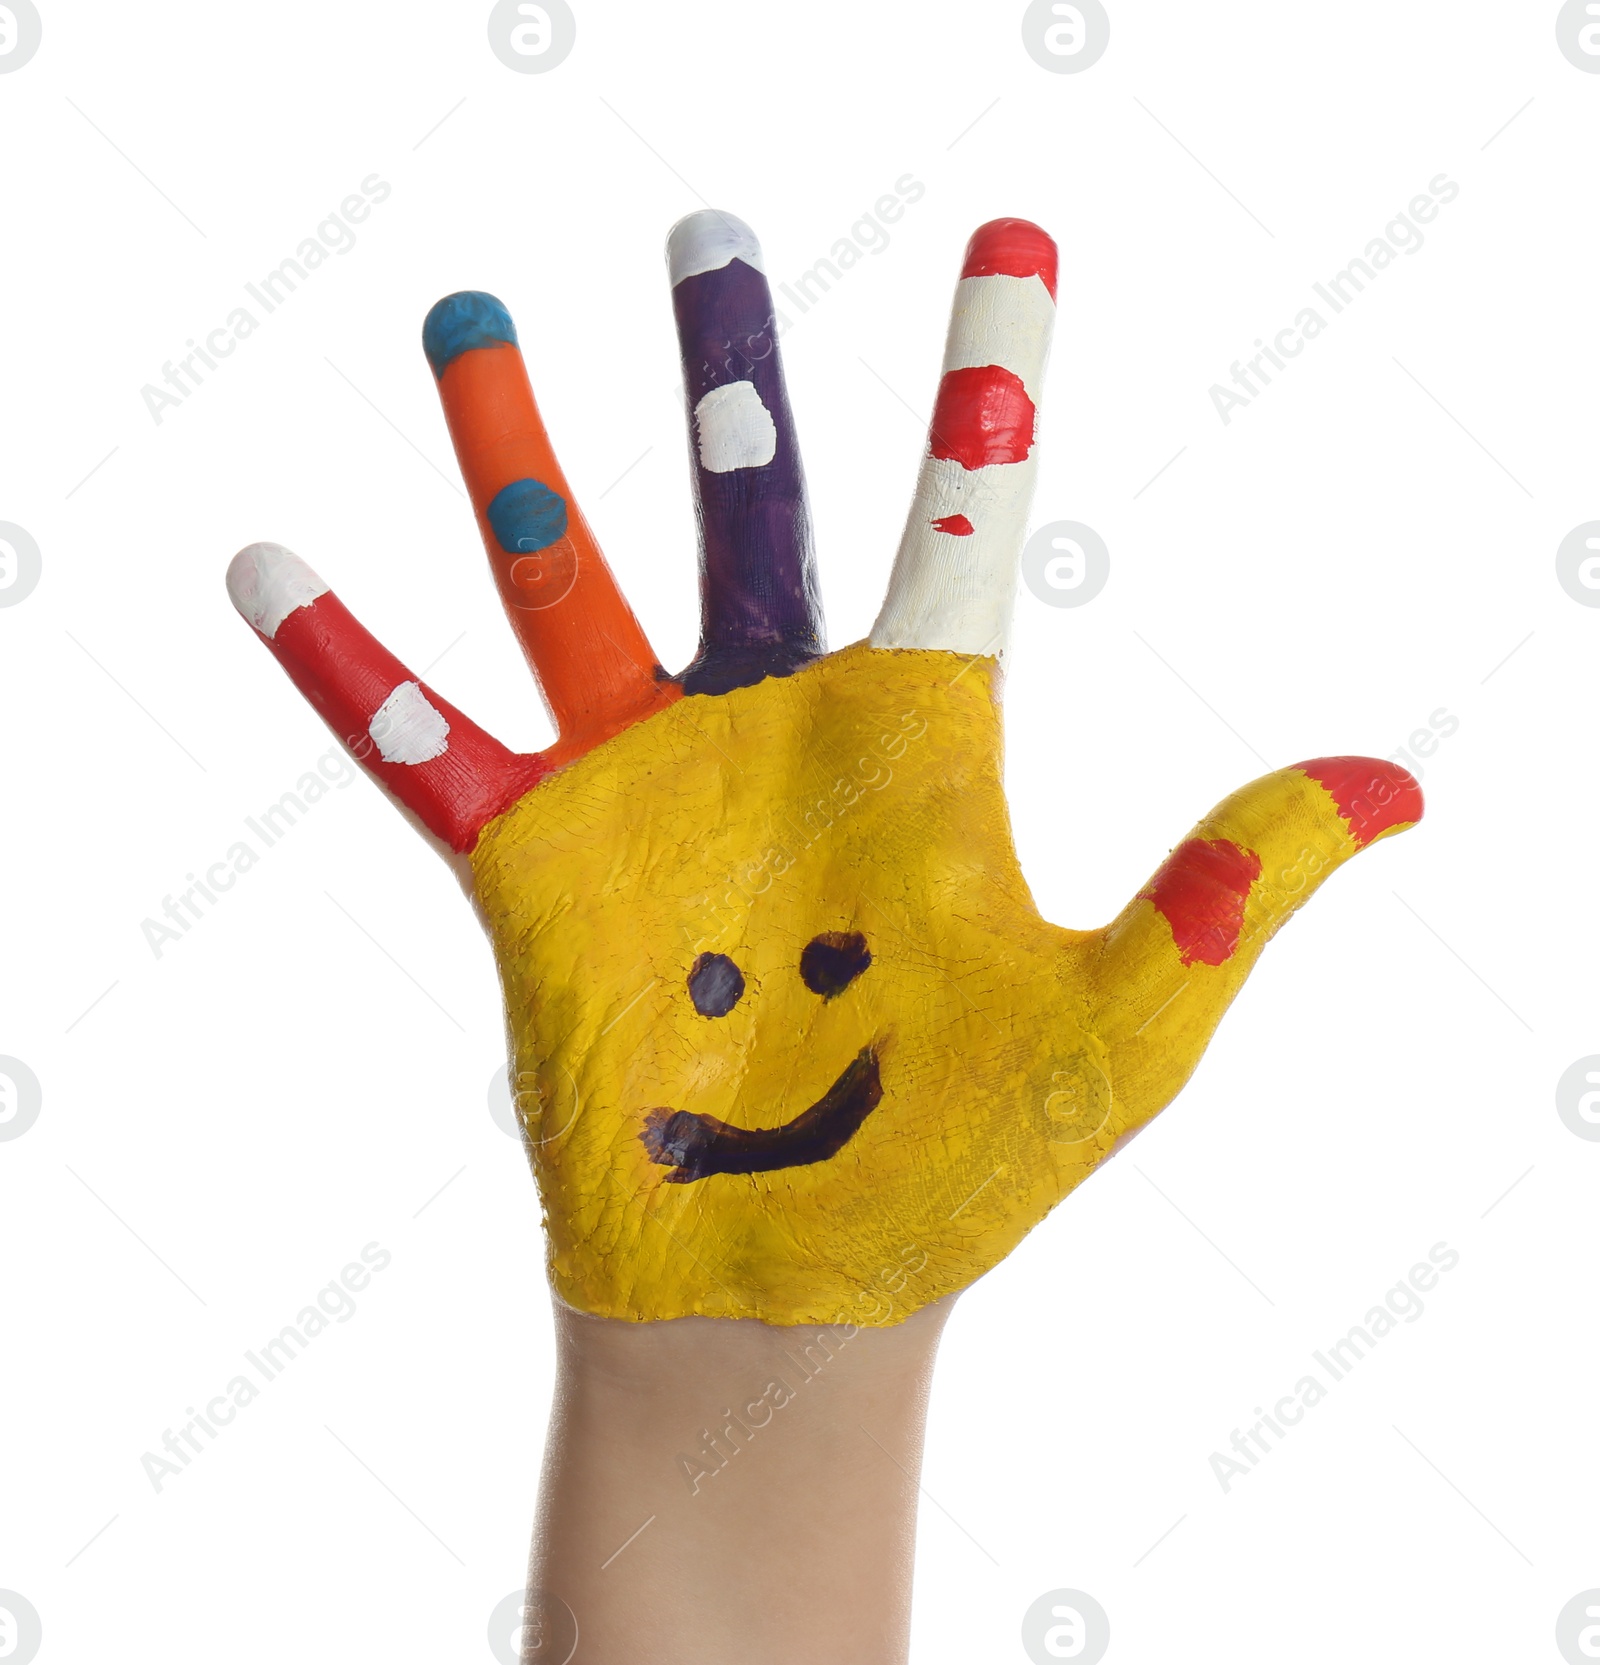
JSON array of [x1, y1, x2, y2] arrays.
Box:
[[227, 214, 1420, 1327]]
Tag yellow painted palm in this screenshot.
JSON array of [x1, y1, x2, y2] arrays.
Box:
[[227, 212, 1422, 1326]]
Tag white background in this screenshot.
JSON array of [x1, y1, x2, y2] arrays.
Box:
[[2, 3, 1594, 1661]]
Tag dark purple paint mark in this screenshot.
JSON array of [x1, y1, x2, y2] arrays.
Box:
[[640, 1047, 882, 1181], [671, 257, 823, 695], [799, 931, 871, 998], [688, 951, 745, 1018]]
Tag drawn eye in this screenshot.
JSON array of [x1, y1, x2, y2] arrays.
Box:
[[800, 932, 871, 999], [688, 952, 745, 1018]]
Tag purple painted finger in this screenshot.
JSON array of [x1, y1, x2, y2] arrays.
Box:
[[667, 211, 823, 696]]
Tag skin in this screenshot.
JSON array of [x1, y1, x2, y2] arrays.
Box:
[[530, 1294, 953, 1664]]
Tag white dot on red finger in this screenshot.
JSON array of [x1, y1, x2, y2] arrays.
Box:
[[368, 681, 450, 764], [226, 542, 328, 638], [694, 381, 778, 473]]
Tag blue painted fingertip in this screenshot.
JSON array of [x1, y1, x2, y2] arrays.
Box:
[[487, 478, 569, 554], [422, 291, 518, 378]]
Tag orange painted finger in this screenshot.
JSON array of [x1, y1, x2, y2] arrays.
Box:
[[423, 292, 677, 756], [1090, 757, 1424, 1130]]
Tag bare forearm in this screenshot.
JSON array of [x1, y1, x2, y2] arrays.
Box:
[[529, 1295, 954, 1665]]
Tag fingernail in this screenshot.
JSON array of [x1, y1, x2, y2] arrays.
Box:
[[422, 290, 517, 379], [961, 218, 1058, 300], [227, 542, 328, 639], [1297, 756, 1425, 846], [666, 210, 764, 288]]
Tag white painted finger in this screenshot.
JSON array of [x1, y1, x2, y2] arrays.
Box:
[[870, 219, 1058, 660]]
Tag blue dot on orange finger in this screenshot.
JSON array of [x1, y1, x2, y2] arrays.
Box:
[[487, 478, 569, 554], [422, 291, 518, 379]]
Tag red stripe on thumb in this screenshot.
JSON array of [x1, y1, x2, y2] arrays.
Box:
[[1140, 838, 1262, 967]]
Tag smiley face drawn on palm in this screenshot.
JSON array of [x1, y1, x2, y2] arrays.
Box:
[[228, 215, 1423, 1326]]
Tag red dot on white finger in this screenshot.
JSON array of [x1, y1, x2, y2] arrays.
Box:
[[368, 680, 450, 765], [227, 541, 329, 639]]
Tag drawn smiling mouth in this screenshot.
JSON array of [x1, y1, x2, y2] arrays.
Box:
[[639, 1046, 882, 1183]]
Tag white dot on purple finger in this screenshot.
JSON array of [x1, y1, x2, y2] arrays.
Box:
[[694, 382, 777, 473]]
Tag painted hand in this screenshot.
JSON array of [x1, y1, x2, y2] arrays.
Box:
[[227, 215, 1422, 1327]]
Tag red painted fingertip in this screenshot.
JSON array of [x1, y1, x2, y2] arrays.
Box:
[[961, 218, 1058, 301], [1141, 838, 1262, 968], [1295, 756, 1424, 848]]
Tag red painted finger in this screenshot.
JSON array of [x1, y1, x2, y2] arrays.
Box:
[[227, 542, 548, 851]]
